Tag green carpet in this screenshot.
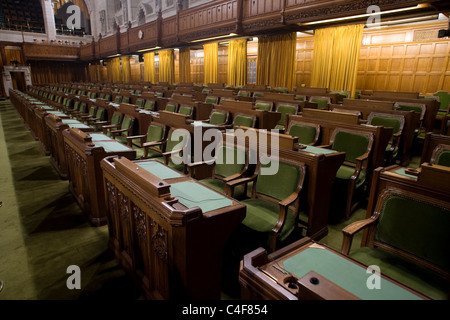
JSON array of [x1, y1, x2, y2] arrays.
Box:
[[0, 100, 142, 300]]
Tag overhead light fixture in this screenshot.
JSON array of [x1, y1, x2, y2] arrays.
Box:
[[107, 53, 121, 58], [298, 3, 431, 26], [137, 46, 161, 53], [191, 33, 238, 43]]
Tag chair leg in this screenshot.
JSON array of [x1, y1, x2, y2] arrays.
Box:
[[344, 180, 357, 219]]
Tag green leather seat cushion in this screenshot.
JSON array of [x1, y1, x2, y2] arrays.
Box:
[[277, 105, 297, 124], [241, 198, 296, 241], [310, 98, 329, 109], [332, 131, 369, 163], [233, 115, 254, 128], [179, 105, 192, 115], [255, 102, 271, 111], [335, 165, 366, 188], [369, 116, 402, 134]]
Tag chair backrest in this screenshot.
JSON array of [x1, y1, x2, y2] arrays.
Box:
[[233, 114, 256, 129], [178, 105, 193, 116], [214, 145, 248, 178], [88, 106, 97, 117], [205, 96, 219, 104], [331, 128, 373, 164], [111, 112, 122, 126], [294, 95, 306, 101], [144, 100, 155, 111], [135, 98, 145, 108], [367, 112, 405, 137], [394, 102, 426, 121], [73, 101, 80, 111], [433, 91, 450, 111], [95, 107, 105, 120], [114, 96, 122, 103], [254, 101, 272, 111], [330, 90, 350, 98], [120, 115, 134, 135], [276, 104, 298, 124], [372, 189, 450, 272], [253, 92, 265, 98], [209, 110, 228, 125], [166, 128, 190, 153], [165, 103, 178, 112], [287, 122, 320, 145], [431, 144, 450, 167], [255, 157, 304, 202], [237, 90, 250, 97], [146, 123, 166, 149], [122, 96, 130, 104], [309, 96, 331, 110]]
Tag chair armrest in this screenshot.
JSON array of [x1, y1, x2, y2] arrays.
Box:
[[352, 152, 370, 180], [316, 144, 332, 149], [126, 134, 146, 147], [186, 159, 215, 178], [224, 175, 257, 197], [341, 218, 376, 255]]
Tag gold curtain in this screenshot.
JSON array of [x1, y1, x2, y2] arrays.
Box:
[[203, 42, 218, 84], [29, 61, 87, 85], [143, 52, 155, 83], [159, 49, 175, 83], [227, 39, 247, 87], [88, 63, 97, 82], [179, 47, 191, 83], [121, 56, 131, 82], [311, 24, 364, 98], [107, 57, 121, 82], [256, 32, 296, 90]]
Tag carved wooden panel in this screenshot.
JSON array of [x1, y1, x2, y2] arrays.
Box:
[[295, 35, 314, 87], [160, 16, 178, 46], [23, 43, 79, 61], [98, 34, 119, 57], [128, 21, 159, 52], [80, 43, 95, 61], [178, 0, 238, 41]]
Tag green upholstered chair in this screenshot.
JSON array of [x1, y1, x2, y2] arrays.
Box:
[[237, 90, 251, 98], [253, 92, 265, 98], [143, 100, 156, 111], [178, 105, 194, 118], [232, 113, 257, 129], [188, 144, 251, 198], [79, 105, 97, 123], [275, 103, 299, 131], [154, 128, 191, 173], [127, 122, 166, 159], [254, 101, 273, 111], [274, 87, 289, 94], [226, 157, 306, 252], [329, 128, 374, 219], [96, 111, 122, 132], [165, 103, 178, 113], [68, 100, 81, 115], [202, 88, 212, 95], [433, 91, 450, 115], [105, 114, 135, 143], [122, 96, 131, 104], [367, 112, 405, 165], [394, 102, 426, 140], [114, 95, 122, 103], [341, 188, 450, 300], [309, 96, 331, 110], [205, 96, 219, 104], [287, 121, 320, 146], [294, 95, 306, 101], [99, 93, 106, 99], [135, 98, 145, 108], [430, 144, 450, 167], [204, 109, 229, 125], [85, 107, 106, 128], [104, 94, 112, 101], [330, 90, 350, 98]]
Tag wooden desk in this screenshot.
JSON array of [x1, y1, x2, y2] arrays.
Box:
[[100, 156, 246, 299], [45, 114, 94, 179], [62, 128, 136, 226], [239, 238, 429, 300], [224, 128, 345, 240]]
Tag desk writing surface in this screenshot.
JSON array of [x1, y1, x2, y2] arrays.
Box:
[[170, 181, 233, 213], [89, 133, 113, 142], [393, 168, 419, 180], [47, 111, 67, 117], [94, 141, 134, 153], [283, 246, 422, 300], [137, 161, 181, 180], [302, 145, 337, 155], [191, 121, 218, 128], [69, 123, 91, 130]]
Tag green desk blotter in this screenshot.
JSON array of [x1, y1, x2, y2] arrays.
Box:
[[302, 145, 336, 155], [137, 161, 181, 180], [170, 181, 233, 213], [94, 141, 133, 153], [283, 246, 422, 300], [88, 133, 113, 142], [394, 168, 418, 180]]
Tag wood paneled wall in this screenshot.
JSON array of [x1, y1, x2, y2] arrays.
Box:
[[356, 22, 450, 94]]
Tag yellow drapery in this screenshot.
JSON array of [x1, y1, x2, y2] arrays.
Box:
[[227, 39, 247, 87], [311, 24, 364, 98], [256, 32, 296, 91], [121, 56, 131, 82], [203, 42, 218, 84], [179, 47, 191, 83], [107, 57, 121, 82], [88, 63, 97, 82], [159, 49, 175, 83], [143, 52, 155, 83]]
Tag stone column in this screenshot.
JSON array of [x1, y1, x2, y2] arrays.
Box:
[[41, 0, 57, 41]]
